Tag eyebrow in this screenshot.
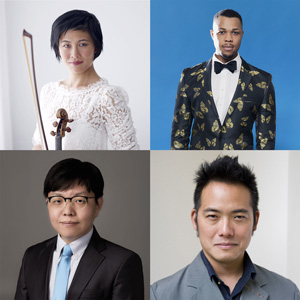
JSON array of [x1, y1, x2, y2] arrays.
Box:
[[203, 208, 249, 214], [49, 191, 88, 196], [60, 39, 90, 44], [218, 27, 241, 31]]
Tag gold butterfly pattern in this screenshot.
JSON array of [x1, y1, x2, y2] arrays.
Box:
[[175, 129, 185, 137], [223, 143, 234, 150], [206, 138, 216, 147], [180, 84, 189, 97]]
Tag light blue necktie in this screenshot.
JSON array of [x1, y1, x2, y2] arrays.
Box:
[[52, 245, 73, 300]]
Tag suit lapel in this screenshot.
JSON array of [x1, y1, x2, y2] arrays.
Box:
[[200, 59, 221, 122], [186, 254, 224, 300], [67, 228, 106, 300], [37, 237, 56, 300], [241, 279, 269, 300], [186, 254, 270, 300], [222, 58, 252, 124]]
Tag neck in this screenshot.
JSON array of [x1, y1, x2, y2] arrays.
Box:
[[204, 250, 244, 280], [65, 65, 100, 88], [215, 53, 238, 64]]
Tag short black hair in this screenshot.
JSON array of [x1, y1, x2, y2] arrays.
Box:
[[50, 9, 103, 61], [43, 158, 104, 203], [213, 9, 243, 27], [194, 156, 258, 224]]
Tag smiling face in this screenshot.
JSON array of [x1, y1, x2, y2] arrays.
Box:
[[47, 184, 102, 244], [191, 181, 259, 270], [59, 30, 96, 75], [210, 16, 243, 63]]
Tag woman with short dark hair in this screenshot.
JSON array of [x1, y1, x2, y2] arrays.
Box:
[[32, 10, 139, 150]]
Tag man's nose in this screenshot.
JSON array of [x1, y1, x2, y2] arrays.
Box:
[[218, 218, 234, 237], [62, 200, 75, 215], [225, 32, 233, 42]]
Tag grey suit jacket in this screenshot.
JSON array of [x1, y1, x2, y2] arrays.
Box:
[[151, 253, 300, 300]]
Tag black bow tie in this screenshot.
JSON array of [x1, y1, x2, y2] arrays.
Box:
[[214, 61, 237, 74]]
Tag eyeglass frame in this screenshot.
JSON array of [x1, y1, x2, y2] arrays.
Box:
[[46, 195, 96, 208]]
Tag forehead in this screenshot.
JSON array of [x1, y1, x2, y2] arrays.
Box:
[[48, 183, 90, 195], [213, 16, 243, 30], [200, 181, 252, 211], [60, 29, 92, 41]]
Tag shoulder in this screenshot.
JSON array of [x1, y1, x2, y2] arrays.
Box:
[[40, 81, 59, 94], [21, 236, 56, 259], [255, 264, 299, 294], [98, 78, 129, 105], [151, 264, 190, 299], [181, 60, 210, 78], [101, 238, 142, 263], [241, 58, 273, 80]]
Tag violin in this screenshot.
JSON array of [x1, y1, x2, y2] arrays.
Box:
[[50, 108, 73, 150]]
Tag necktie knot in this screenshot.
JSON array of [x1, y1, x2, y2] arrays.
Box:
[[214, 60, 237, 74], [62, 244, 72, 257]]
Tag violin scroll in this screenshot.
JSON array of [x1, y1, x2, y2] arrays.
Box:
[[50, 108, 73, 150]]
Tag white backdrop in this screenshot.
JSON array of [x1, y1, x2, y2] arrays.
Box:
[[1, 0, 150, 149], [150, 151, 300, 288]]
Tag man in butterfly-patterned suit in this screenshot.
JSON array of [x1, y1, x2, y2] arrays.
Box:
[[171, 9, 275, 150]]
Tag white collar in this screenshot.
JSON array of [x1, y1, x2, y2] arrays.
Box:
[[56, 227, 93, 258], [212, 53, 241, 65]]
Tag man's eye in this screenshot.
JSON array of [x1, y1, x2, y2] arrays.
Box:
[[218, 31, 225, 35], [79, 43, 88, 47], [234, 215, 246, 220], [207, 215, 218, 219]]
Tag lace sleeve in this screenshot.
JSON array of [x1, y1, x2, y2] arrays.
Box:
[[101, 86, 139, 150]]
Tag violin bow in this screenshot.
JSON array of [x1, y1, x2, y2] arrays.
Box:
[[22, 29, 48, 150]]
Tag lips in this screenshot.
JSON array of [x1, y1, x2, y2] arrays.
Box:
[[70, 61, 83, 66], [60, 221, 79, 226], [222, 45, 234, 51], [215, 242, 238, 249]]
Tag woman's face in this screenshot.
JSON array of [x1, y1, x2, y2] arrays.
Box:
[[59, 30, 96, 75]]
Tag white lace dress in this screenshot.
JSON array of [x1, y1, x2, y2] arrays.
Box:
[[32, 78, 139, 150]]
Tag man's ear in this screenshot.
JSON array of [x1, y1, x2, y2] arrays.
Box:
[[253, 210, 260, 232], [94, 197, 103, 217], [191, 209, 198, 231], [210, 29, 214, 40]]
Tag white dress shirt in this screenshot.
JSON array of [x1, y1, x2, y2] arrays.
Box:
[[211, 53, 242, 125], [49, 228, 93, 300]]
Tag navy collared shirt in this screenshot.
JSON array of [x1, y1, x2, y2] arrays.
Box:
[[201, 250, 256, 300]]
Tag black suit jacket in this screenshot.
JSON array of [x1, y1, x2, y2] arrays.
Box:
[[15, 228, 144, 300], [171, 58, 276, 150]]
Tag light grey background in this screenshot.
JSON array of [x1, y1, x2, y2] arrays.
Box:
[[0, 150, 150, 299], [151, 151, 300, 288], [0, 0, 150, 150]]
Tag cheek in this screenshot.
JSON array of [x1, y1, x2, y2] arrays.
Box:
[[48, 208, 59, 225]]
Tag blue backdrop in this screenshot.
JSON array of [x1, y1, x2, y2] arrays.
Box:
[[151, 0, 300, 149]]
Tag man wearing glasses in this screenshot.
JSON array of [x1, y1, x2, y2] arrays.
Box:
[[15, 158, 144, 300]]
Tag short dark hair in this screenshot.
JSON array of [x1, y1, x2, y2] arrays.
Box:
[[213, 9, 243, 27], [43, 158, 104, 203], [50, 9, 103, 61], [193, 156, 258, 224]]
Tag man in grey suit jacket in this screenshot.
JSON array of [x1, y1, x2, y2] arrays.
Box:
[[151, 156, 299, 300]]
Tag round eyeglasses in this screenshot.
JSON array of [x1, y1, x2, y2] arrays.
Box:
[[47, 196, 95, 209]]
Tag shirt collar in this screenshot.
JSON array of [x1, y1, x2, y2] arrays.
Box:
[[201, 250, 256, 281], [56, 227, 93, 258]]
